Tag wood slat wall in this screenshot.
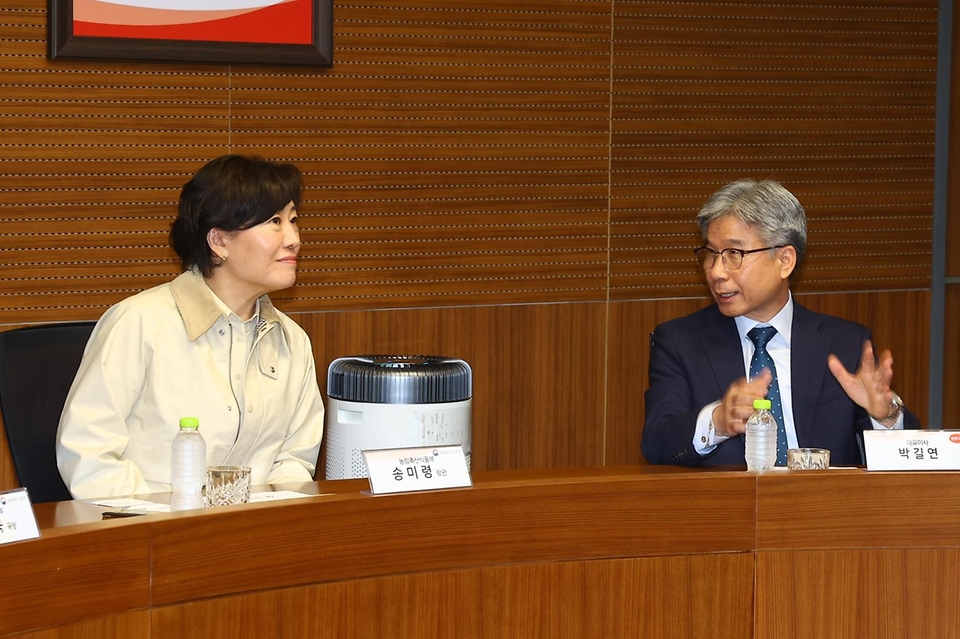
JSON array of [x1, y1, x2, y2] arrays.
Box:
[[610, 0, 938, 299], [0, 0, 949, 487], [0, 0, 938, 318]]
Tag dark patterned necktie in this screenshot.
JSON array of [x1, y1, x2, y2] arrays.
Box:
[[747, 326, 788, 465]]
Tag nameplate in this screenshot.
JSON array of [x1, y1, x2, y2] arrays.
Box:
[[363, 445, 472, 495], [864, 429, 960, 471], [0, 488, 40, 545]]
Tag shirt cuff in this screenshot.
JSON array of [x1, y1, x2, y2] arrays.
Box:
[[870, 412, 905, 430], [694, 401, 729, 455]]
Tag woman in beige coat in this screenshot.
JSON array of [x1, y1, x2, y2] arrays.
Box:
[[57, 155, 325, 500]]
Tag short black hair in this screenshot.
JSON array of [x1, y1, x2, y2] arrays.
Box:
[[170, 154, 303, 277]]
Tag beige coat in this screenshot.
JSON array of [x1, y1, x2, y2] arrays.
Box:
[[56, 270, 325, 500]]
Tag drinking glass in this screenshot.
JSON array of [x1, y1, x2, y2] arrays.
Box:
[[787, 448, 830, 470], [205, 465, 251, 507]]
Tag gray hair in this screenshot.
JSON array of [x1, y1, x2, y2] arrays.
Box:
[[696, 179, 807, 267]]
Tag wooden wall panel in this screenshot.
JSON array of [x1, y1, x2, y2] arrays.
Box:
[[609, 0, 938, 300], [243, 0, 614, 311], [0, 411, 17, 490], [606, 297, 709, 466], [0, 0, 940, 322], [0, 0, 617, 321], [298, 302, 607, 473]]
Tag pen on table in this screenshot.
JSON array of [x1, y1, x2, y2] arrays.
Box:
[[101, 510, 146, 519]]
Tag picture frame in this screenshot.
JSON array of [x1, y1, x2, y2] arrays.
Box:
[[48, 0, 333, 67]]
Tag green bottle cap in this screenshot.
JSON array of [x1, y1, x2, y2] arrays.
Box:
[[753, 399, 771, 410], [179, 416, 200, 429]]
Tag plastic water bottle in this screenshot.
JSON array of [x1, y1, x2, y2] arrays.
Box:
[[170, 416, 206, 511], [744, 399, 778, 471]]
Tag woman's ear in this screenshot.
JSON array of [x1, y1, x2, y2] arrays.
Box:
[[207, 228, 229, 264], [207, 228, 225, 252]]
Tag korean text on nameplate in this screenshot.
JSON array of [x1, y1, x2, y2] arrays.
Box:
[[363, 445, 472, 495], [864, 429, 960, 471], [0, 488, 40, 545]]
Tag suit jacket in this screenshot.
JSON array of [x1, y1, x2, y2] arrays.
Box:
[[640, 302, 920, 467]]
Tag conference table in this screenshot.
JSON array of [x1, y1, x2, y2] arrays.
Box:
[[2, 466, 959, 638]]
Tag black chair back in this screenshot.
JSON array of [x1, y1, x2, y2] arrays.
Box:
[[0, 322, 96, 503]]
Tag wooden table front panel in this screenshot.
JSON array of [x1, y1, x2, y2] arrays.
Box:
[[14, 467, 960, 638], [0, 521, 151, 637], [149, 469, 756, 606], [150, 554, 754, 639], [756, 548, 960, 639], [757, 470, 960, 550], [756, 470, 960, 639]]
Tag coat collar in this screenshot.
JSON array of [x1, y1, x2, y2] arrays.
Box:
[[169, 269, 282, 342]]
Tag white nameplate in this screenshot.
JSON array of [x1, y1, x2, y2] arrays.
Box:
[[0, 488, 40, 545], [864, 429, 960, 471], [363, 445, 472, 495]]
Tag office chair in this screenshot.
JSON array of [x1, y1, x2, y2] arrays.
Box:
[[0, 321, 96, 503]]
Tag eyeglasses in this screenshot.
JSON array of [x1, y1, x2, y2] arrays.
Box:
[[694, 245, 786, 270]]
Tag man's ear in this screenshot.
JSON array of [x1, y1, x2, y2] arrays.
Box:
[[779, 245, 797, 280]]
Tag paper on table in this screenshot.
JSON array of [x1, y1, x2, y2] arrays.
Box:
[[91, 491, 318, 513], [249, 490, 318, 502], [90, 497, 169, 512]]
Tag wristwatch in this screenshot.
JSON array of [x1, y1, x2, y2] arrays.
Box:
[[871, 391, 904, 423]]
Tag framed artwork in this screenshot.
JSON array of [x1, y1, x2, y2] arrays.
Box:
[[48, 0, 333, 66]]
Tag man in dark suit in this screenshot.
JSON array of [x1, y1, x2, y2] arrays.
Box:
[[641, 179, 920, 467]]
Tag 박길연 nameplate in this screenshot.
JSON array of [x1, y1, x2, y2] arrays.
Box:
[[363, 445, 472, 495], [0, 488, 40, 545], [864, 429, 960, 471]]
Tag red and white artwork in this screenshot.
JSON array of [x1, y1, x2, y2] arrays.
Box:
[[72, 0, 313, 45]]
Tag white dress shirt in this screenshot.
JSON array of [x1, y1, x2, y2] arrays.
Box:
[[694, 294, 902, 455]]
